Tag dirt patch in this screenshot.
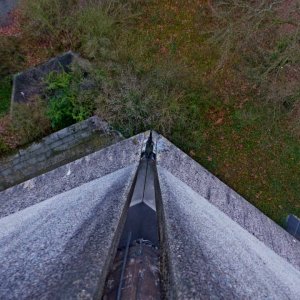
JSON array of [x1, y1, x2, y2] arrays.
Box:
[[0, 9, 21, 36], [277, 0, 300, 35]]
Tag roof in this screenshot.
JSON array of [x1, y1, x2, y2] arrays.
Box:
[[0, 131, 299, 299]]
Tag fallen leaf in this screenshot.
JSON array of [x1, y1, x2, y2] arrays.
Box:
[[214, 118, 224, 125], [189, 150, 196, 156]]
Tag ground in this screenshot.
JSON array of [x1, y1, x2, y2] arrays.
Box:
[[0, 0, 299, 225]]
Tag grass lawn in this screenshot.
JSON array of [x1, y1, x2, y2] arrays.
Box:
[[0, 0, 299, 226], [125, 0, 300, 225]]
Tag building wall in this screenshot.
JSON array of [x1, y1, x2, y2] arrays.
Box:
[[0, 116, 122, 191]]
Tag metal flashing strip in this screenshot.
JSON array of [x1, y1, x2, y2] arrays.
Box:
[[103, 131, 161, 300]]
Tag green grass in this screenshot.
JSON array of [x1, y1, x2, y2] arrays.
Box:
[[0, 0, 299, 225], [117, 0, 300, 225], [0, 77, 12, 117]]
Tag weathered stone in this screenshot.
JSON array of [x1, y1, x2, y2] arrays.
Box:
[[286, 214, 300, 241], [0, 165, 137, 299], [47, 139, 67, 149], [0, 116, 123, 191], [154, 133, 300, 270], [157, 167, 300, 299], [27, 142, 43, 153], [1, 130, 299, 299], [0, 131, 145, 218], [80, 131, 92, 139], [0, 169, 11, 177], [11, 51, 76, 104]]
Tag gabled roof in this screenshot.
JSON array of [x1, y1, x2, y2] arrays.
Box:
[[0, 131, 299, 299]]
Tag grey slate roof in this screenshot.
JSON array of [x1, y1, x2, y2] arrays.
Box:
[[0, 130, 300, 299]]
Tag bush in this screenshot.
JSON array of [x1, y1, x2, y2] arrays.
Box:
[[0, 36, 25, 76], [20, 0, 132, 57], [94, 62, 187, 137], [21, 0, 77, 48], [45, 71, 78, 129], [45, 69, 95, 129], [0, 76, 12, 117], [11, 97, 51, 145]]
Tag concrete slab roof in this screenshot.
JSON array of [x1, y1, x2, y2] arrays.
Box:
[[0, 130, 299, 299], [154, 132, 300, 271], [0, 166, 137, 299], [157, 167, 300, 299], [0, 133, 144, 218]]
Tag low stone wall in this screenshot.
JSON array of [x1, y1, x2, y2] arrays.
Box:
[[11, 51, 78, 104], [0, 116, 123, 191]]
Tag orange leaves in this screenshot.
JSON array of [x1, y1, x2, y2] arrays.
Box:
[[214, 117, 224, 125], [207, 107, 227, 126], [0, 9, 21, 37]]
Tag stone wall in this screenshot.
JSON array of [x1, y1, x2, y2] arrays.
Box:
[[11, 51, 77, 104], [0, 116, 123, 191]]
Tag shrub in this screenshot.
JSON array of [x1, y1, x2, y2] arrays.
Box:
[[94, 62, 187, 137], [0, 76, 12, 117], [21, 0, 77, 48], [70, 6, 115, 59], [11, 97, 51, 145], [45, 69, 96, 129], [0, 36, 25, 76]]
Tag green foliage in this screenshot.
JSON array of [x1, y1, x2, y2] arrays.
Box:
[[12, 97, 51, 145], [45, 71, 75, 129], [0, 0, 298, 224], [0, 36, 25, 76], [71, 7, 115, 59], [0, 76, 12, 116], [0, 138, 10, 154], [45, 69, 95, 129]]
